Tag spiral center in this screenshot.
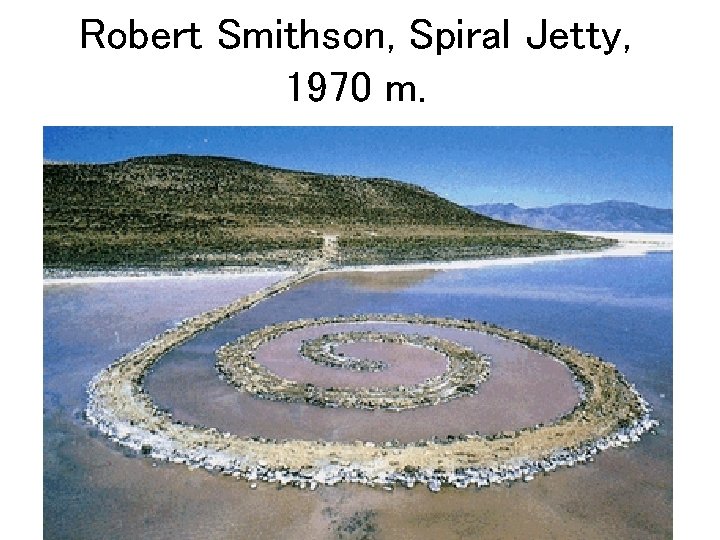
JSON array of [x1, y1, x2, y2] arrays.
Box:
[[216, 317, 491, 411]]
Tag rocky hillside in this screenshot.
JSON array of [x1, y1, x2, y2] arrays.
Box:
[[44, 154, 613, 268]]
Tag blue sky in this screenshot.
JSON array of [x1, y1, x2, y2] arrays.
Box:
[[43, 126, 672, 208]]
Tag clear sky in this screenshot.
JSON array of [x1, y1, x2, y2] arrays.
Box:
[[43, 126, 672, 208]]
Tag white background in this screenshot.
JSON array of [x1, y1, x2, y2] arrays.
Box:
[[4, 1, 714, 535]]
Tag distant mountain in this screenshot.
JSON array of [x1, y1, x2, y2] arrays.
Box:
[[467, 201, 672, 232]]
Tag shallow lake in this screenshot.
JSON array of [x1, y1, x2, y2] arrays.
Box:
[[44, 252, 672, 539]]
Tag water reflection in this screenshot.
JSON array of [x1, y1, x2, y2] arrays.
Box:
[[327, 270, 438, 291]]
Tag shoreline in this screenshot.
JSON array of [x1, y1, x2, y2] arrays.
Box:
[[43, 268, 296, 286], [334, 232, 672, 274], [44, 232, 672, 285]]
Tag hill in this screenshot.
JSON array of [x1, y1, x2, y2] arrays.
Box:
[[467, 201, 672, 232], [44, 154, 614, 269]]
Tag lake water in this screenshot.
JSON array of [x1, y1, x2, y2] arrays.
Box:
[[44, 252, 672, 539]]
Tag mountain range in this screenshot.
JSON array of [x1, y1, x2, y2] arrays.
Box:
[[467, 201, 672, 232]]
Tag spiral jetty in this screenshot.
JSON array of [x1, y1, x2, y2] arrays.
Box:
[[86, 241, 657, 492]]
